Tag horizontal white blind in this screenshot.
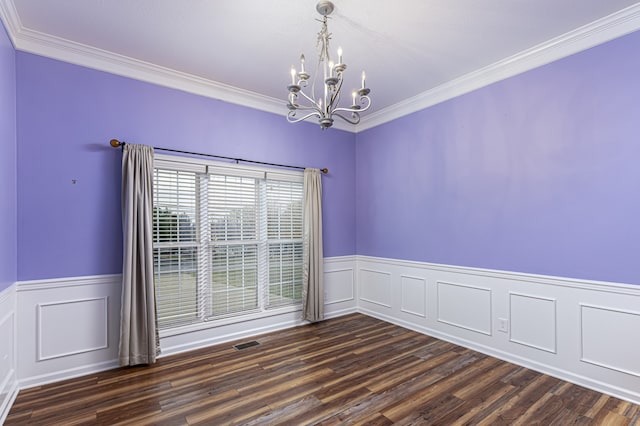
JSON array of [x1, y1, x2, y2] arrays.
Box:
[[268, 242, 303, 306], [266, 179, 304, 307], [209, 175, 258, 242], [266, 180, 303, 240], [153, 169, 199, 328], [208, 174, 259, 316]]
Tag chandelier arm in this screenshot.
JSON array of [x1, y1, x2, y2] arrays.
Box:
[[287, 110, 322, 124], [332, 107, 360, 114], [292, 105, 323, 114], [332, 111, 361, 125], [332, 95, 372, 114], [332, 96, 371, 114], [296, 89, 320, 108], [357, 95, 372, 111]]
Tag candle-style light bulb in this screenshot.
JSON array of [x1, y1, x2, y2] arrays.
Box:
[[300, 54, 306, 73], [352, 91, 357, 105], [361, 71, 366, 89], [291, 66, 296, 85], [337, 47, 343, 64], [328, 60, 335, 77]]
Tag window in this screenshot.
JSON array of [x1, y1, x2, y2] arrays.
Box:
[[152, 156, 304, 330]]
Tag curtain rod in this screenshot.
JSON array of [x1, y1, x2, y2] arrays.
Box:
[[109, 139, 328, 174]]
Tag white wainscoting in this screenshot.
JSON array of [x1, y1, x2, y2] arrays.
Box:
[[356, 255, 640, 405], [13, 256, 358, 390], [0, 284, 17, 425], [10, 255, 640, 409], [16, 275, 122, 389]]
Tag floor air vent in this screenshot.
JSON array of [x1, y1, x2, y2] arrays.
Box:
[[234, 340, 260, 350]]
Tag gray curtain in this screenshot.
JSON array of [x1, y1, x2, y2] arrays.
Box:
[[119, 143, 159, 366], [302, 168, 324, 322]]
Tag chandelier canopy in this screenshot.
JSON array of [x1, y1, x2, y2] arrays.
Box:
[[286, 1, 371, 130]]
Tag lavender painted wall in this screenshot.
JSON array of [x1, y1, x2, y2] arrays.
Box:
[[0, 20, 17, 291], [356, 30, 640, 285], [17, 52, 355, 280]]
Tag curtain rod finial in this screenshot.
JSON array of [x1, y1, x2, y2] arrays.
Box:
[[321, 168, 328, 174], [110, 139, 123, 148]]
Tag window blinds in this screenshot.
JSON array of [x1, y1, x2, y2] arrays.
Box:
[[266, 180, 304, 307], [152, 158, 304, 330], [153, 169, 199, 328]]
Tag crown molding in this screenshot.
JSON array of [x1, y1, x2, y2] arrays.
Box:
[[2, 1, 640, 134], [0, 1, 355, 133], [356, 3, 640, 132], [0, 0, 20, 47]]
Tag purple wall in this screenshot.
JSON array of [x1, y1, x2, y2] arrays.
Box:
[[0, 20, 16, 291], [17, 53, 356, 280], [16, 29, 640, 284], [356, 30, 640, 285]]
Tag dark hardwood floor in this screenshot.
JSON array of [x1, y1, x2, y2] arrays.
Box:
[[6, 313, 640, 425]]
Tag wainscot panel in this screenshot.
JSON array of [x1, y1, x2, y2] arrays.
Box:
[[356, 255, 640, 405], [400, 275, 427, 318], [16, 275, 122, 389], [437, 281, 492, 335], [359, 268, 392, 308], [0, 284, 17, 425], [509, 292, 557, 353], [580, 304, 640, 377]]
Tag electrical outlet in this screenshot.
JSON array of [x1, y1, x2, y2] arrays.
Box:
[[498, 318, 509, 333]]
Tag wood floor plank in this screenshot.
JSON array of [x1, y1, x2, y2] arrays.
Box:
[[440, 380, 517, 425], [6, 313, 639, 425], [473, 374, 561, 425]]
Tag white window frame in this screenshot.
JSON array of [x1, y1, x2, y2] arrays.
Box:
[[152, 154, 304, 337]]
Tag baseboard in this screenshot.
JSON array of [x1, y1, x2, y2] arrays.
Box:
[[324, 306, 358, 319], [355, 255, 640, 405], [161, 306, 358, 358], [18, 360, 120, 390], [160, 312, 305, 358], [0, 380, 18, 425]]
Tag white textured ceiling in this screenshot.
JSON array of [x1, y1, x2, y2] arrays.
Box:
[[4, 0, 640, 130]]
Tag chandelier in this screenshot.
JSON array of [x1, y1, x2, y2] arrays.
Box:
[[286, 1, 371, 129]]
